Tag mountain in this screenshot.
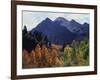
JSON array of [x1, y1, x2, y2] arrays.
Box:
[[30, 17, 89, 45], [54, 17, 89, 34], [81, 23, 89, 37], [31, 17, 76, 45], [82, 23, 89, 33]]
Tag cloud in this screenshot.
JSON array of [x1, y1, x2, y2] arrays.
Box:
[[23, 11, 90, 31]]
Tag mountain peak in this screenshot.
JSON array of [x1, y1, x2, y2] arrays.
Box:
[[83, 22, 89, 25], [55, 17, 68, 22], [70, 19, 76, 23], [70, 19, 82, 26], [45, 17, 52, 22]]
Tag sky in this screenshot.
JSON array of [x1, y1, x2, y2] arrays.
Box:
[[22, 11, 90, 31]]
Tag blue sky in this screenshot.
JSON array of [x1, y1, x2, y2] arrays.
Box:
[[22, 11, 90, 31]]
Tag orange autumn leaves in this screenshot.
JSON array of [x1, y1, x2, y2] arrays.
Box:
[[22, 44, 64, 68], [22, 39, 89, 68]]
